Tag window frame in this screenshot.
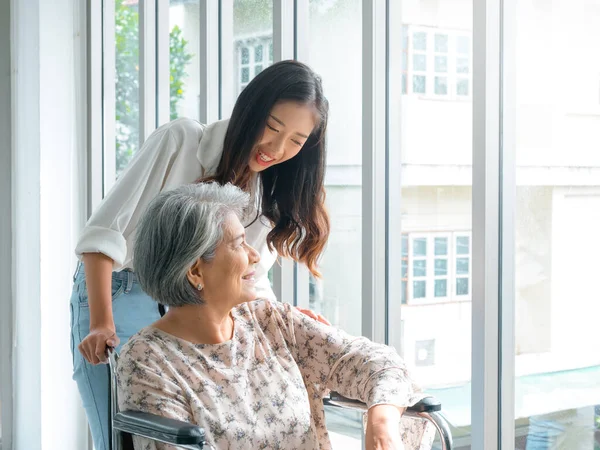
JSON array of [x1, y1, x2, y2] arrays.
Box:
[[89, 1, 517, 449]]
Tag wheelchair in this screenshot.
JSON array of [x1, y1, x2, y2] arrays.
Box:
[[107, 350, 453, 450]]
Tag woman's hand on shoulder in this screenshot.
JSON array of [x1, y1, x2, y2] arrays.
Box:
[[365, 404, 406, 450], [295, 306, 331, 326]]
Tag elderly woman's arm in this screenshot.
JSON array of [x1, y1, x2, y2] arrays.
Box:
[[270, 301, 426, 449], [117, 340, 195, 450]]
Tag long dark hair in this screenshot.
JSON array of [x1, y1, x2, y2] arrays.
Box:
[[202, 60, 330, 277]]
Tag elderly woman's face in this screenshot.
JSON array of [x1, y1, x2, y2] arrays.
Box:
[[199, 212, 261, 305]]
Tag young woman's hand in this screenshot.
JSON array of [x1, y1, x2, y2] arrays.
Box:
[[295, 307, 331, 325], [365, 404, 406, 450], [78, 325, 120, 365]]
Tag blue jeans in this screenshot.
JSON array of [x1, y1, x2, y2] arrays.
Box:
[[70, 262, 161, 450]]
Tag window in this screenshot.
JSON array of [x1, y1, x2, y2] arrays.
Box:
[[402, 232, 472, 304], [232, 0, 273, 100], [402, 25, 472, 99], [235, 36, 273, 95]]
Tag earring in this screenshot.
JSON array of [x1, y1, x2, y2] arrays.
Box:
[[196, 284, 203, 291]]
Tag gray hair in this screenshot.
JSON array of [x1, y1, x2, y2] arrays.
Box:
[[133, 182, 250, 307]]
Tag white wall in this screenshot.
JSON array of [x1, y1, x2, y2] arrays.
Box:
[[9, 0, 89, 448]]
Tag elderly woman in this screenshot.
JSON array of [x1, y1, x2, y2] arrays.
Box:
[[117, 183, 434, 450]]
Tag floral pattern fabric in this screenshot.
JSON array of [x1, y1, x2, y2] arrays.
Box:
[[117, 299, 435, 449]]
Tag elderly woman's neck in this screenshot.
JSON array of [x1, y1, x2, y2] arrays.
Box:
[[154, 304, 235, 345]]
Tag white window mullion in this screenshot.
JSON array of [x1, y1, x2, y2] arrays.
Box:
[[156, 0, 170, 127], [220, 0, 235, 119], [362, 0, 387, 343], [139, 0, 158, 143], [199, 0, 219, 124], [472, 0, 503, 446], [89, 0, 104, 210], [103, 0, 117, 194]]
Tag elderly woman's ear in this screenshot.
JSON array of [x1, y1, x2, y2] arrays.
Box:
[[187, 259, 205, 292]]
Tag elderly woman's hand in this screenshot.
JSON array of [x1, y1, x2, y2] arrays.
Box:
[[365, 404, 406, 450], [295, 307, 331, 325]]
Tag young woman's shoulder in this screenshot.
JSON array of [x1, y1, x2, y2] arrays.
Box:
[[159, 117, 206, 144]]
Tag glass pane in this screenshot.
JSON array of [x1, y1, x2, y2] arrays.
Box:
[[390, 3, 474, 447], [402, 234, 409, 256], [435, 258, 448, 276], [413, 281, 426, 299], [456, 257, 469, 275], [457, 57, 470, 74], [413, 31, 427, 51], [513, 0, 600, 445], [254, 44, 263, 62], [434, 56, 447, 73], [413, 75, 426, 94], [434, 33, 448, 52], [233, 0, 273, 98], [434, 279, 447, 297], [457, 35, 470, 54], [413, 237, 427, 256], [434, 76, 448, 95], [434, 237, 448, 255], [413, 259, 427, 277], [169, 1, 200, 122], [413, 54, 427, 71], [115, 0, 140, 176], [456, 236, 470, 254], [308, 0, 363, 447], [457, 79, 469, 97], [456, 277, 469, 296]]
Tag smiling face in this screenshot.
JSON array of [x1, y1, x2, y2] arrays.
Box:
[[190, 212, 261, 308], [247, 101, 317, 173]]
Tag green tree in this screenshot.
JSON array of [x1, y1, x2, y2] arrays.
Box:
[[115, 0, 193, 175]]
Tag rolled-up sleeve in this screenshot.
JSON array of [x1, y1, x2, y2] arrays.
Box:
[[75, 125, 181, 270]]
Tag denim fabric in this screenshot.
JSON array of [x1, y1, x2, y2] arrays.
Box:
[[70, 262, 161, 450]]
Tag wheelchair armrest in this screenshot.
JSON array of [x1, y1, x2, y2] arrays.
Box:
[[325, 392, 442, 414], [113, 411, 206, 446]]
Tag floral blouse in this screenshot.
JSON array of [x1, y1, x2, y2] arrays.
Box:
[[117, 299, 435, 449]]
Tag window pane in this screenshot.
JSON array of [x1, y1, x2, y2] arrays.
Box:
[[308, 0, 363, 446], [456, 257, 469, 275], [457, 57, 470, 74], [115, 0, 140, 176], [456, 277, 469, 296], [434, 56, 447, 73], [169, 1, 201, 122], [413, 75, 426, 94], [513, 0, 600, 445], [413, 237, 427, 256], [413, 259, 427, 277], [413, 281, 426, 299], [434, 237, 448, 255], [413, 54, 426, 71], [434, 33, 448, 52], [413, 31, 427, 50], [434, 279, 447, 297], [457, 35, 470, 54], [391, 4, 473, 447], [457, 79, 469, 97], [233, 0, 273, 98], [435, 258, 448, 276], [456, 236, 470, 254], [434, 76, 447, 95], [254, 44, 263, 62]]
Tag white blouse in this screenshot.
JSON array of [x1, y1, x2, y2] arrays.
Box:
[[75, 118, 277, 301]]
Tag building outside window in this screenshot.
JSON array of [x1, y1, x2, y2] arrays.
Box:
[[235, 36, 273, 95]]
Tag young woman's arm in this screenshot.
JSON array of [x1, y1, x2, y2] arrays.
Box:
[[76, 119, 205, 364], [77, 253, 118, 364]]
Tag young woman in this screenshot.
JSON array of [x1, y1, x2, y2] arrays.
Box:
[[71, 60, 331, 450]]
